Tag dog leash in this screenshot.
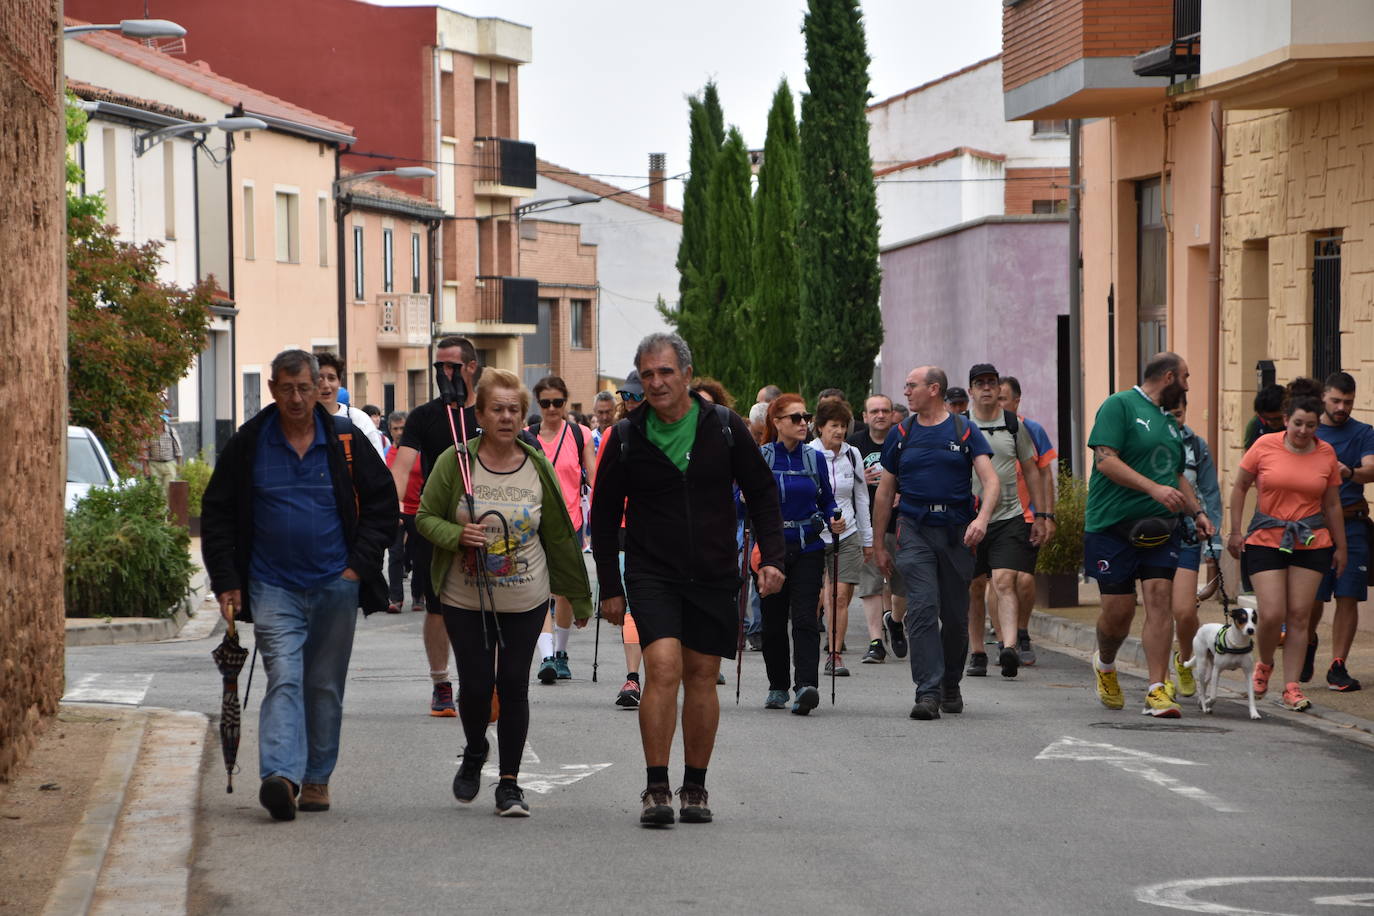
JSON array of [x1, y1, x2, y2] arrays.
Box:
[[1204, 539, 1232, 618]]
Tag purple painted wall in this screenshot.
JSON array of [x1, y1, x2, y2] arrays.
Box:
[[879, 217, 1068, 450]]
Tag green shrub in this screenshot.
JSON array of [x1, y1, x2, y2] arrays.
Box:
[[178, 453, 213, 517], [65, 477, 192, 618], [1036, 468, 1087, 575]]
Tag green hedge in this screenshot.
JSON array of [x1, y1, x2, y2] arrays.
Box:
[[65, 477, 192, 618], [178, 453, 212, 517], [1036, 468, 1087, 576]]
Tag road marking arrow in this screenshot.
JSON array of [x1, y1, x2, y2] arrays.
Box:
[[1038, 735, 1241, 813], [473, 736, 612, 795]]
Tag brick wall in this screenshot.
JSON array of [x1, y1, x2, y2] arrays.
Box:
[[520, 221, 598, 407], [0, 0, 67, 781], [1005, 166, 1070, 214], [1004, 0, 1173, 92]]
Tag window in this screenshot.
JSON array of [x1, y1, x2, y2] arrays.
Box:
[[102, 128, 118, 226], [411, 232, 422, 293], [1136, 177, 1167, 383], [163, 144, 176, 240], [353, 226, 365, 300], [1032, 119, 1069, 136], [243, 371, 261, 418], [275, 192, 300, 263], [352, 372, 368, 405], [318, 196, 329, 267], [383, 228, 394, 293], [1031, 199, 1067, 215], [407, 369, 427, 408], [571, 298, 591, 349], [242, 184, 255, 260], [523, 297, 555, 389], [1313, 233, 1342, 381]]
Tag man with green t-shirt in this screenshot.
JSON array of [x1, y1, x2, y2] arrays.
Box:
[[591, 332, 786, 828], [1084, 352, 1215, 718]]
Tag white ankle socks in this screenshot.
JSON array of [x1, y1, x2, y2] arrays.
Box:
[[553, 625, 571, 654], [537, 632, 554, 659]]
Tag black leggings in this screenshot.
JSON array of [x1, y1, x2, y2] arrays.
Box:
[[440, 603, 546, 777], [759, 546, 825, 692]]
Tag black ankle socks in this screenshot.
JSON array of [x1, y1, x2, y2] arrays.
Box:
[[647, 766, 669, 787], [683, 766, 707, 788]]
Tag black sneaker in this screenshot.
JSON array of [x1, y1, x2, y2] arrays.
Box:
[[259, 775, 297, 821], [998, 644, 1020, 679], [746, 633, 764, 652], [909, 695, 941, 720], [1301, 638, 1319, 683], [640, 784, 675, 827], [791, 685, 820, 715], [494, 780, 529, 817], [452, 740, 489, 803], [862, 640, 886, 664], [537, 656, 558, 685], [1017, 632, 1037, 667], [940, 685, 964, 714], [615, 679, 641, 708], [677, 785, 712, 823], [1328, 659, 1362, 692], [883, 611, 908, 659], [966, 652, 989, 677]]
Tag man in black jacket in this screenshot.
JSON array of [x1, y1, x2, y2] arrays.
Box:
[[592, 332, 786, 827], [202, 349, 396, 822]]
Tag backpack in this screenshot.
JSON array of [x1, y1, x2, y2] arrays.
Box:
[[527, 420, 589, 488], [893, 411, 975, 467], [973, 409, 1020, 443], [760, 440, 824, 506], [616, 402, 735, 464]]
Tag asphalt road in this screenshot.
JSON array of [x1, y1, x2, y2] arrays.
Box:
[[67, 601, 1374, 916]]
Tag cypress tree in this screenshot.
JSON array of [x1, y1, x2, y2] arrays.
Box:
[[699, 126, 754, 394], [798, 0, 882, 403], [748, 78, 802, 395], [673, 86, 723, 358], [703, 82, 726, 149]]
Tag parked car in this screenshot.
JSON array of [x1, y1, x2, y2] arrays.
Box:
[[66, 425, 121, 511]]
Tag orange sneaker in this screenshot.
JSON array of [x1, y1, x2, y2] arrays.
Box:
[[1253, 661, 1273, 699], [1278, 682, 1311, 711]]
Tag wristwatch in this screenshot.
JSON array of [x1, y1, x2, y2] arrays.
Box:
[[1034, 512, 1055, 520]]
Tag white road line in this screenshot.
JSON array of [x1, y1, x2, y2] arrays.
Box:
[[62, 673, 153, 706], [1137, 876, 1374, 914], [1037, 735, 1241, 813], [466, 736, 612, 795]]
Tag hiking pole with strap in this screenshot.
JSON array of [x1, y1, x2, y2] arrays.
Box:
[[735, 525, 752, 706], [830, 510, 841, 706], [591, 582, 601, 683]]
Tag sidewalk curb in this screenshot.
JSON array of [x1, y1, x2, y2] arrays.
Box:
[[65, 566, 211, 648], [1029, 609, 1374, 747]]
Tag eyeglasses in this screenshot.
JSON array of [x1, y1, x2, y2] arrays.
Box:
[[868, 408, 892, 414], [618, 391, 643, 403], [780, 412, 813, 425], [274, 383, 317, 398], [538, 398, 567, 409], [970, 378, 1000, 389]]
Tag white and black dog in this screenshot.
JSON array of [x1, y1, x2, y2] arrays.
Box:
[[1184, 607, 1261, 720]]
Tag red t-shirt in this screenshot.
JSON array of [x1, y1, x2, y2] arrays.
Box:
[[1239, 433, 1339, 549], [386, 446, 424, 516]]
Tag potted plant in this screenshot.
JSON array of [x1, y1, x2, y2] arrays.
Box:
[[1035, 467, 1086, 608], [178, 453, 212, 537]]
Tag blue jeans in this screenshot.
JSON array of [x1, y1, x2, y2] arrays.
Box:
[[251, 575, 360, 786], [745, 566, 763, 636]]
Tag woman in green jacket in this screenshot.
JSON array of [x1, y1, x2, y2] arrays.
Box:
[[417, 368, 592, 816]]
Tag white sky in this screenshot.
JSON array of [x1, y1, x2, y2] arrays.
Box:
[[373, 0, 1004, 207]]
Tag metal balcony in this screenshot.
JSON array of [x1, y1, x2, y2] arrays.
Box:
[[376, 293, 430, 348], [475, 276, 537, 326], [1132, 0, 1200, 81], [473, 137, 536, 195]]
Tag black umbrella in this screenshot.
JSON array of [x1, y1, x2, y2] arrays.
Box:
[[211, 610, 249, 794]]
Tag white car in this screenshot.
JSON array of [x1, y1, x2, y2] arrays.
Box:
[[66, 425, 121, 512]]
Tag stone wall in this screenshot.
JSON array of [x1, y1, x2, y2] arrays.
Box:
[[0, 0, 67, 781]]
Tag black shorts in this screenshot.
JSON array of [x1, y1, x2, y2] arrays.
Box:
[[1244, 545, 1334, 576], [623, 573, 739, 659], [974, 517, 1038, 577], [1083, 527, 1181, 595]]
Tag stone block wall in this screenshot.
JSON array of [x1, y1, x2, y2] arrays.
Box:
[[0, 0, 67, 781]]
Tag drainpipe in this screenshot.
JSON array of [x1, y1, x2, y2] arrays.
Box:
[[335, 146, 348, 364], [1207, 101, 1223, 449], [1068, 118, 1084, 476]]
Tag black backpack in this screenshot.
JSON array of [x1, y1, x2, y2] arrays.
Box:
[[893, 411, 975, 467], [617, 402, 735, 464], [973, 409, 1020, 444]]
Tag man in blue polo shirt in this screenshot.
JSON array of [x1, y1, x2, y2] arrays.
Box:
[[1307, 372, 1374, 691], [202, 349, 396, 822], [872, 365, 999, 721]]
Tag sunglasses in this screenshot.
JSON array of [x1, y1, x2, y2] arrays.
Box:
[[780, 412, 814, 425], [538, 398, 567, 409], [618, 391, 644, 402]]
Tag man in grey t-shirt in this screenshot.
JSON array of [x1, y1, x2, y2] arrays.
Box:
[[964, 364, 1050, 679]]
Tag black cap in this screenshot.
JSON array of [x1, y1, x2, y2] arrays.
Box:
[[968, 363, 999, 384], [945, 387, 969, 403], [617, 369, 643, 399]]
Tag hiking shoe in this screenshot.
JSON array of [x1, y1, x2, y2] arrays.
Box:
[[616, 679, 641, 708], [537, 657, 558, 685], [494, 780, 529, 817], [1094, 654, 1124, 710], [259, 775, 297, 821], [746, 633, 763, 652], [1278, 682, 1312, 711], [940, 685, 964, 714], [677, 785, 712, 823], [1017, 633, 1037, 666], [1327, 659, 1362, 692], [998, 645, 1020, 679], [862, 639, 886, 664], [386, 601, 403, 614], [824, 653, 850, 677], [1301, 639, 1319, 683], [430, 681, 457, 717], [764, 689, 788, 709], [410, 600, 426, 613], [1162, 678, 1178, 702], [1142, 685, 1182, 718], [909, 695, 941, 720], [966, 652, 989, 678], [554, 651, 572, 679], [716, 672, 727, 685], [1173, 651, 1197, 698], [298, 783, 330, 812], [1253, 661, 1273, 699], [640, 784, 675, 826], [452, 740, 489, 803], [792, 685, 820, 715], [883, 611, 908, 659]]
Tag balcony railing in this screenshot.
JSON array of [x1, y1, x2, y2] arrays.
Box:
[[473, 137, 536, 193], [475, 276, 538, 326], [1132, 0, 1201, 81], [376, 293, 430, 348]]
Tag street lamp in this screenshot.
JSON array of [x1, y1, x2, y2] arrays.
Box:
[[134, 116, 267, 157], [64, 19, 187, 39], [332, 166, 438, 364], [515, 194, 600, 218]]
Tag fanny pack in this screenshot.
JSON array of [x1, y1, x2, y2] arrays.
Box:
[[1344, 499, 1371, 521], [1112, 516, 1178, 549]]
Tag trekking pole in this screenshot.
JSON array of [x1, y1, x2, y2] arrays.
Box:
[[735, 527, 751, 706], [591, 582, 601, 683], [830, 511, 841, 706]]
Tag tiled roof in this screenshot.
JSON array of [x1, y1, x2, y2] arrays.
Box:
[[873, 146, 1006, 178], [68, 78, 203, 122], [536, 158, 682, 224], [339, 171, 444, 218], [868, 55, 1001, 113], [66, 18, 354, 140]]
